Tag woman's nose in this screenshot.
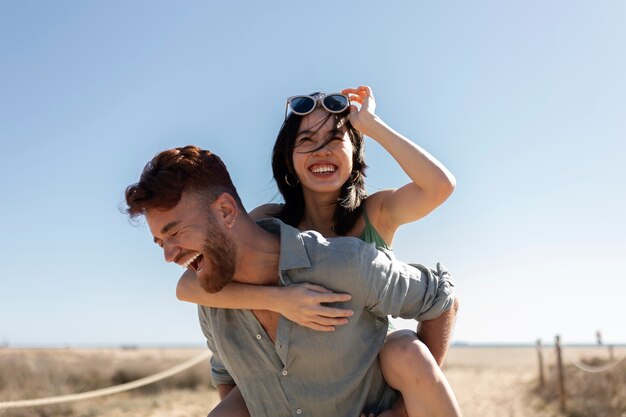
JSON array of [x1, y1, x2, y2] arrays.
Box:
[[312, 143, 332, 156]]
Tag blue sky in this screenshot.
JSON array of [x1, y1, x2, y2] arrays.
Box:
[[1, 1, 624, 347]]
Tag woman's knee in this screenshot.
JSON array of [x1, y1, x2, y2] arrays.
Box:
[[379, 330, 438, 384]]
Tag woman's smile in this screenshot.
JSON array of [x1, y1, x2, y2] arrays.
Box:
[[293, 109, 354, 192], [309, 163, 338, 175]]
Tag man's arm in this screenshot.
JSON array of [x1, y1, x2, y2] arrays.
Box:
[[417, 297, 459, 366], [362, 250, 456, 320], [360, 249, 457, 348], [197, 305, 246, 416]]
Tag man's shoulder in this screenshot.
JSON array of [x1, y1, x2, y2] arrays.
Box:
[[300, 230, 367, 252], [299, 231, 390, 269]]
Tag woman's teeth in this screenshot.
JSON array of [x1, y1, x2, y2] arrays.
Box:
[[182, 252, 201, 269], [310, 165, 336, 174]]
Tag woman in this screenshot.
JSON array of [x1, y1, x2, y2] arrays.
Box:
[[179, 86, 460, 417]]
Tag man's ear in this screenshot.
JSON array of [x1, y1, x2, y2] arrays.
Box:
[[212, 192, 238, 229]]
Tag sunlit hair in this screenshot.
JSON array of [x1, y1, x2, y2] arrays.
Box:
[[272, 99, 368, 235], [125, 145, 244, 218]]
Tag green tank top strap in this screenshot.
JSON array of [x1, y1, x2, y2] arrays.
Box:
[[359, 209, 392, 251], [360, 209, 395, 332]]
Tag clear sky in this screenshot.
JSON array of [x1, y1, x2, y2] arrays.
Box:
[[1, 1, 624, 347]]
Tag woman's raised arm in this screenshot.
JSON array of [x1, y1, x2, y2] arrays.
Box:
[[342, 86, 456, 238]]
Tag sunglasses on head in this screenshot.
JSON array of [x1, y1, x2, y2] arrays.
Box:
[[285, 93, 350, 119]]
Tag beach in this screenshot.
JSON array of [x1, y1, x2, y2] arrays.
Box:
[[1, 346, 623, 417]]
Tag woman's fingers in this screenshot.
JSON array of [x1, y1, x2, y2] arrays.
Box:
[[313, 315, 350, 326], [298, 283, 352, 304], [342, 86, 376, 121], [341, 87, 359, 95], [357, 85, 373, 98], [302, 312, 353, 331], [348, 94, 363, 104], [301, 283, 334, 293], [342, 85, 373, 97], [303, 322, 336, 332], [311, 291, 352, 304], [315, 304, 354, 318]]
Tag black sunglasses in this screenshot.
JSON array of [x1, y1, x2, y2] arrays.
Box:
[[285, 93, 350, 119]]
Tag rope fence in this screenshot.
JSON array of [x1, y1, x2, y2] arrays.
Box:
[[566, 354, 625, 374], [0, 350, 211, 410], [536, 334, 624, 413]]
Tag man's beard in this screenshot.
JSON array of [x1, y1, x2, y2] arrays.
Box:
[[197, 215, 237, 294]]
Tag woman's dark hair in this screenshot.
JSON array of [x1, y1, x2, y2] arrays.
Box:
[[272, 102, 368, 235]]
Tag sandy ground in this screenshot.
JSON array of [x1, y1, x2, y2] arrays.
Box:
[[443, 347, 561, 417], [81, 347, 571, 417], [2, 346, 622, 417]]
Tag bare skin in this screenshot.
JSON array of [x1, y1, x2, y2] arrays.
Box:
[[177, 86, 460, 417]]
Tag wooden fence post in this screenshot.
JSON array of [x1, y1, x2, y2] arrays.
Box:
[[537, 339, 545, 389], [555, 334, 566, 412]]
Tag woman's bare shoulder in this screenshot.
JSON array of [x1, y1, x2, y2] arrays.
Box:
[[249, 203, 283, 221], [362, 191, 397, 242]]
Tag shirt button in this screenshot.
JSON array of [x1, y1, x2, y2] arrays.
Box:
[[296, 409, 302, 415], [282, 369, 288, 376], [256, 334, 262, 340]]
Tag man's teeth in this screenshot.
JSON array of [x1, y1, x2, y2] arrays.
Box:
[[182, 253, 201, 269], [310, 165, 336, 174]]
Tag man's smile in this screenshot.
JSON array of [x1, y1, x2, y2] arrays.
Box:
[[181, 252, 203, 271]]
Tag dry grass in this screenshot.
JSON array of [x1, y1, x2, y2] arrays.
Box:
[[0, 348, 213, 417], [1, 346, 624, 417], [537, 351, 626, 417]]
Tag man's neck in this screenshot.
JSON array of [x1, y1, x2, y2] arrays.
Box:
[[232, 218, 281, 286]]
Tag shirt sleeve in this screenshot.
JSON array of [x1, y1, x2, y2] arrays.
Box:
[[360, 245, 456, 321], [197, 306, 235, 388]]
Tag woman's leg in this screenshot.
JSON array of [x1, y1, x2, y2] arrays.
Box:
[[207, 386, 251, 417], [379, 330, 462, 417]]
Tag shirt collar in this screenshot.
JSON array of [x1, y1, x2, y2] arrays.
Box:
[[256, 218, 312, 272]]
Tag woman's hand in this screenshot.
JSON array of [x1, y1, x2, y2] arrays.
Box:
[[276, 283, 354, 331], [341, 85, 380, 137], [343, 84, 455, 237]]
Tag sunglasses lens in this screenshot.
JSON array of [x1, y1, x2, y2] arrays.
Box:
[[323, 94, 349, 112], [290, 96, 316, 115]]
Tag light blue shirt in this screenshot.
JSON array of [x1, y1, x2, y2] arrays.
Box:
[[198, 218, 455, 417]]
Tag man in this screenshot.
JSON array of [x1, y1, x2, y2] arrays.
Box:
[[125, 146, 461, 417]]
